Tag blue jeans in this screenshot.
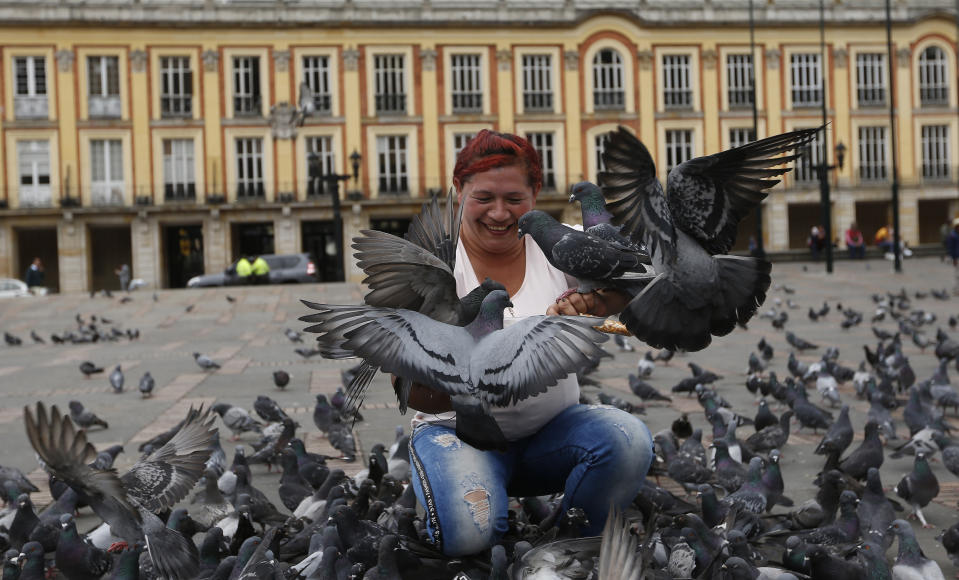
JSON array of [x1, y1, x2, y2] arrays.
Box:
[[408, 404, 653, 556]]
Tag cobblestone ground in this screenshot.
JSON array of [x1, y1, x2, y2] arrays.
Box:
[[2, 255, 959, 573]]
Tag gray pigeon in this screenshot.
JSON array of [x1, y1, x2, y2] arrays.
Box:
[[138, 372, 155, 398], [24, 402, 215, 580], [599, 126, 816, 351], [193, 352, 220, 370], [894, 452, 939, 528], [109, 365, 124, 393], [67, 400, 108, 430], [857, 467, 896, 549], [301, 289, 609, 451], [211, 403, 263, 441], [272, 370, 290, 389], [785, 331, 818, 351], [888, 519, 946, 580]]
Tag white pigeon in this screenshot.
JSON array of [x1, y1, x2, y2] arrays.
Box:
[[637, 351, 656, 377]]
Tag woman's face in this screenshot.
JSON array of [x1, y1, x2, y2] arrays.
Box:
[[457, 164, 538, 256]]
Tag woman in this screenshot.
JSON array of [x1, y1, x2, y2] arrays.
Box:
[[406, 129, 653, 557], [844, 222, 865, 260]]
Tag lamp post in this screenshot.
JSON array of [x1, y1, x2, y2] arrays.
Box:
[[809, 140, 846, 274], [886, 0, 902, 273], [309, 149, 361, 282]]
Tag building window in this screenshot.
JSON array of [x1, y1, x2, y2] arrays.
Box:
[[17, 140, 51, 207], [451, 54, 483, 113], [235, 137, 264, 198], [919, 46, 949, 106], [921, 124, 950, 181], [306, 135, 336, 197], [14, 56, 47, 119], [595, 133, 611, 176], [858, 126, 887, 182], [90, 139, 124, 205], [302, 56, 332, 114], [452, 132, 476, 161], [163, 139, 195, 201], [729, 128, 755, 149], [790, 53, 822, 107], [233, 57, 261, 116], [525, 132, 556, 190], [88, 56, 121, 118], [593, 49, 624, 110], [522, 54, 553, 112], [795, 128, 823, 183], [374, 54, 407, 115], [160, 57, 193, 118], [662, 54, 692, 109], [664, 129, 693, 174], [726, 54, 754, 109], [376, 135, 409, 194], [856, 53, 886, 107]]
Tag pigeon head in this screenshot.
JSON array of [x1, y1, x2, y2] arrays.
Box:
[[568, 181, 601, 203], [59, 513, 74, 529], [15, 493, 31, 509], [211, 403, 230, 416], [67, 400, 83, 413], [478, 290, 513, 317], [515, 210, 558, 241], [480, 277, 508, 293], [887, 519, 913, 536]]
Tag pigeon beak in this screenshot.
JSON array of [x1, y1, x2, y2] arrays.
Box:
[[506, 300, 514, 309]]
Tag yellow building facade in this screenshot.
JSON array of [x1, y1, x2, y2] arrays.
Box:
[[0, 2, 956, 291]]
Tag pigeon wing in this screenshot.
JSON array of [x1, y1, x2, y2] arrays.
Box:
[[121, 406, 216, 512], [402, 187, 464, 272], [599, 126, 677, 263], [23, 402, 141, 537], [471, 315, 610, 407], [301, 302, 474, 396], [665, 127, 818, 255], [551, 231, 643, 281]]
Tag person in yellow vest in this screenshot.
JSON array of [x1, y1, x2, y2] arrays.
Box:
[[251, 255, 270, 285], [235, 255, 253, 284]]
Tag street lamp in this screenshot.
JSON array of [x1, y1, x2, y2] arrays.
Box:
[[808, 139, 846, 274], [309, 149, 362, 282]]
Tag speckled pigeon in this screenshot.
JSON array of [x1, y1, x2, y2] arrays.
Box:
[[599, 125, 817, 351], [301, 289, 609, 451]]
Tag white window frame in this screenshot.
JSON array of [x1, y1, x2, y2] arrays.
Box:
[[90, 138, 124, 205], [87, 56, 121, 119], [726, 53, 754, 109], [794, 127, 823, 184], [450, 53, 483, 113], [163, 139, 195, 200], [235, 137, 264, 198], [302, 55, 333, 114], [373, 54, 407, 115], [858, 126, 888, 182], [594, 132, 611, 177], [376, 134, 409, 194], [662, 54, 692, 109], [790, 52, 822, 108], [452, 132, 476, 160], [592, 49, 625, 111], [664, 129, 693, 174], [525, 131, 557, 191], [14, 56, 46, 97], [232, 56, 261, 117], [17, 140, 51, 207], [306, 135, 336, 196], [855, 52, 886, 108], [919, 45, 950, 107], [522, 54, 554, 112], [921, 124, 950, 181], [160, 57, 192, 118], [728, 128, 755, 150]]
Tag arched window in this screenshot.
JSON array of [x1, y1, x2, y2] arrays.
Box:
[[593, 49, 624, 110], [918, 45, 949, 106]]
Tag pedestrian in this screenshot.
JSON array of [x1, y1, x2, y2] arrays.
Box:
[[251, 255, 270, 285], [114, 263, 131, 292], [24, 257, 44, 293], [844, 221, 865, 260], [235, 255, 253, 284], [808, 225, 825, 260], [747, 235, 765, 259], [948, 218, 959, 295], [875, 223, 893, 254], [402, 129, 653, 557]]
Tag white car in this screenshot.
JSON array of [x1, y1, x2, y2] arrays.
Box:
[[0, 278, 32, 298]]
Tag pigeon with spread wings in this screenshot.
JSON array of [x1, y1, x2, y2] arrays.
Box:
[[23, 402, 216, 580], [599, 125, 818, 351], [301, 289, 609, 451]]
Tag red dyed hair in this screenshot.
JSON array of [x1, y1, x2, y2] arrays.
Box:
[[452, 129, 543, 192]]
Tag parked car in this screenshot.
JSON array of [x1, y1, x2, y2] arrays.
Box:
[[186, 253, 316, 288], [0, 278, 32, 298]]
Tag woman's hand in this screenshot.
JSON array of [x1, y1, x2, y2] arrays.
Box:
[[546, 289, 629, 317]]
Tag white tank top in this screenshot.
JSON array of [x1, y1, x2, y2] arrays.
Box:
[[410, 237, 581, 440]]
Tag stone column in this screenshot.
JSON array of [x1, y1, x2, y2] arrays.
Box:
[[701, 47, 719, 152], [563, 47, 582, 186], [636, 48, 655, 146], [55, 47, 79, 206], [202, 47, 223, 201], [131, 215, 160, 289], [496, 46, 514, 132], [129, 49, 151, 203], [768, 194, 789, 250], [204, 209, 229, 274], [58, 216, 89, 293], [421, 47, 441, 194]]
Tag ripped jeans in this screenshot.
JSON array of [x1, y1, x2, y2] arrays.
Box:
[[408, 403, 654, 556]]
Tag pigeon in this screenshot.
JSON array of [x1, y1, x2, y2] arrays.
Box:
[[79, 361, 104, 378], [193, 352, 220, 370], [637, 351, 656, 377], [816, 370, 841, 408], [24, 402, 215, 580], [613, 334, 635, 352], [938, 520, 959, 573], [138, 372, 155, 398], [804, 544, 866, 580], [313, 394, 333, 435], [814, 405, 853, 458], [301, 289, 609, 452], [785, 331, 817, 351], [211, 403, 263, 441], [722, 456, 768, 514], [838, 421, 885, 481], [56, 513, 112, 580], [888, 519, 946, 580], [272, 370, 290, 389], [753, 399, 777, 432], [858, 467, 897, 549], [293, 346, 322, 358], [284, 328, 303, 343], [67, 400, 108, 430], [4, 332, 22, 346], [109, 365, 124, 393], [252, 395, 290, 424], [628, 374, 671, 402], [745, 410, 792, 453], [894, 452, 939, 528], [598, 126, 816, 351]]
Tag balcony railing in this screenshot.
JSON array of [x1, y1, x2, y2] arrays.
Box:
[[594, 90, 625, 110], [161, 95, 192, 118], [18, 187, 52, 207], [14, 96, 48, 119], [452, 93, 483, 113], [236, 182, 265, 199], [233, 95, 262, 116], [88, 96, 121, 118], [375, 93, 407, 115], [90, 185, 125, 206], [523, 92, 553, 112]]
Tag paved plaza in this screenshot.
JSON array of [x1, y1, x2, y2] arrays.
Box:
[[2, 255, 959, 573]]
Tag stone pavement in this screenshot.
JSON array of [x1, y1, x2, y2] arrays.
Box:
[[1, 255, 959, 573]]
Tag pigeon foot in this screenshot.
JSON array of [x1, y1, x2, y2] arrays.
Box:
[[108, 541, 129, 553]]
